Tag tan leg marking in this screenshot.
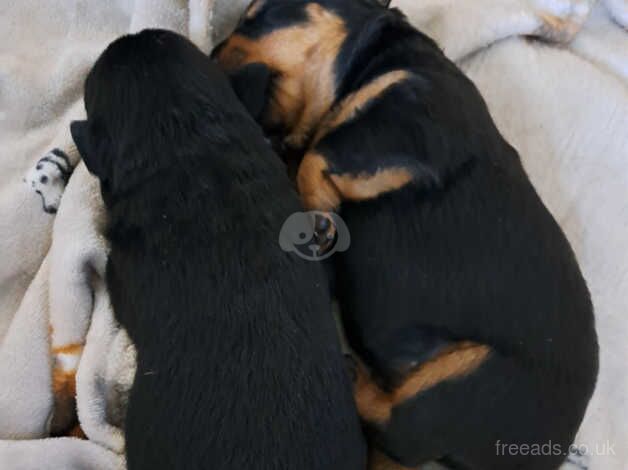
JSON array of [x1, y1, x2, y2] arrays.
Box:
[[313, 70, 411, 145], [393, 342, 490, 404], [297, 152, 342, 211], [297, 153, 414, 210], [329, 168, 414, 202], [300, 70, 414, 206], [355, 342, 491, 424], [354, 360, 393, 424]]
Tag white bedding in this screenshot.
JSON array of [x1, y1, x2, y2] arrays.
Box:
[[0, 0, 626, 468]]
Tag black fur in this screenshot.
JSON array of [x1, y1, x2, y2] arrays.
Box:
[[216, 2, 599, 469], [226, 62, 275, 121], [72, 29, 366, 470]]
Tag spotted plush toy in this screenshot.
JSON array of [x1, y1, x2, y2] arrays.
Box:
[[24, 148, 73, 214]]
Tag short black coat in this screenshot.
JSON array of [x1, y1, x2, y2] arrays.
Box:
[[216, 2, 599, 468], [72, 29, 366, 470]]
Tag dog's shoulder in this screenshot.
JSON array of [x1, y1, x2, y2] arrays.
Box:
[[311, 10, 516, 193]]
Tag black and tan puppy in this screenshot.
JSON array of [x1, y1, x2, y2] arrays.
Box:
[[215, 1, 599, 469], [70, 29, 366, 470]]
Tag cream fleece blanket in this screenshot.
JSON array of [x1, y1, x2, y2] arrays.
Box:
[[0, 0, 249, 468], [0, 0, 626, 469]]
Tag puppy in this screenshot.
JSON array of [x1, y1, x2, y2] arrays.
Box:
[[71, 29, 366, 470], [215, 2, 599, 469]]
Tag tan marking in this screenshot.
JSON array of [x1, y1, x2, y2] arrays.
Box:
[[245, 0, 265, 19], [329, 168, 414, 202], [314, 70, 411, 145], [52, 343, 84, 355], [369, 449, 417, 470], [354, 359, 392, 424], [297, 152, 342, 211], [355, 342, 491, 424], [217, 3, 347, 149], [393, 342, 490, 405], [297, 154, 414, 210]]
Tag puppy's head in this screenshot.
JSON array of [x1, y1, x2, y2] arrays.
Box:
[[213, 0, 392, 149], [72, 29, 236, 201]]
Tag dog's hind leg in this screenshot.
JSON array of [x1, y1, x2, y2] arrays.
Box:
[[352, 342, 491, 425], [350, 343, 494, 468]]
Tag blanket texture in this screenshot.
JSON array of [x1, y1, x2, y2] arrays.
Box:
[[0, 1, 249, 468], [1, 0, 626, 468]]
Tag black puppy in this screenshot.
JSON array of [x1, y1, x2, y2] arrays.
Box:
[[71, 29, 366, 470], [215, 1, 599, 469]]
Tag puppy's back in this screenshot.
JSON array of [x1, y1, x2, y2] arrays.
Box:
[[79, 30, 366, 470]]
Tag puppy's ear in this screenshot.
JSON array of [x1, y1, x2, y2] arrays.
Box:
[[228, 63, 273, 121], [70, 120, 89, 154], [71, 120, 110, 179]]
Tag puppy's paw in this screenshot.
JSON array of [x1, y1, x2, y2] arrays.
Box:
[[533, 0, 594, 43], [24, 149, 73, 214]]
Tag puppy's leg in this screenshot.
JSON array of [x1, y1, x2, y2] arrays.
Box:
[[391, 342, 490, 409], [352, 344, 490, 468], [297, 151, 415, 211], [327, 167, 414, 203], [353, 342, 491, 426], [352, 364, 419, 468], [352, 357, 393, 425], [297, 152, 342, 211]]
